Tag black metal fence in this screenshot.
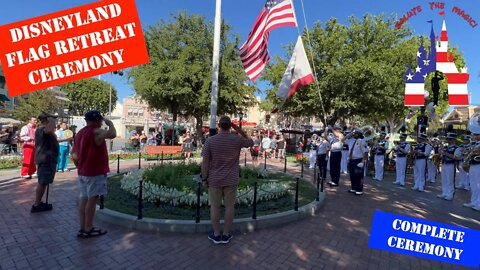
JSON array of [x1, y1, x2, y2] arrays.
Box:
[[100, 150, 322, 222]]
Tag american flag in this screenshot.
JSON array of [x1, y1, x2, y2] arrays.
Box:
[[404, 28, 437, 106], [240, 0, 297, 81]]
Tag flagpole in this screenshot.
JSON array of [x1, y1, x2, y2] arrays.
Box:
[[209, 0, 222, 136], [298, 0, 328, 126]]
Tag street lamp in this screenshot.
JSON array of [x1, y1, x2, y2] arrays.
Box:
[[109, 70, 123, 151], [238, 112, 244, 129]]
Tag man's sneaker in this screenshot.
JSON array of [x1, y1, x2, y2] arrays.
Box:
[[418, 189, 424, 192], [32, 173, 38, 178], [221, 234, 233, 244], [330, 182, 339, 187], [208, 232, 222, 244], [355, 191, 363, 196], [437, 194, 446, 199], [444, 197, 453, 201], [22, 175, 32, 179], [411, 187, 418, 191], [463, 203, 474, 208], [399, 184, 405, 187], [472, 206, 480, 212], [348, 189, 356, 193]]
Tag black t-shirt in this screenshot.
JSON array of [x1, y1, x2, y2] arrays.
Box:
[[34, 126, 59, 165]]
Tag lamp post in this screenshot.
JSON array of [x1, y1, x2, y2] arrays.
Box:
[[109, 70, 123, 151], [238, 112, 244, 129]]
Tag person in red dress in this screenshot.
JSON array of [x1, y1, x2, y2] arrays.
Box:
[[20, 117, 37, 179]]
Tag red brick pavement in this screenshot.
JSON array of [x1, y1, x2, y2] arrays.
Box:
[[0, 156, 479, 270]]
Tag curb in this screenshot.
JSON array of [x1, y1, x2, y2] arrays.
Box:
[[95, 192, 326, 234]]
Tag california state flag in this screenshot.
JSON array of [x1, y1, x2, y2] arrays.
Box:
[[273, 36, 315, 113]]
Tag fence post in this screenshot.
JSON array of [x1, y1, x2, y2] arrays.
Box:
[[170, 154, 173, 162], [294, 177, 299, 211], [301, 161, 304, 179], [252, 182, 258, 220], [100, 195, 104, 209], [244, 151, 247, 167], [284, 155, 287, 173], [320, 168, 325, 192], [117, 154, 120, 174], [45, 184, 49, 204], [264, 153, 267, 170], [161, 151, 164, 165], [156, 154, 159, 165], [316, 172, 320, 202], [137, 180, 143, 220], [138, 152, 141, 169], [195, 182, 201, 223]]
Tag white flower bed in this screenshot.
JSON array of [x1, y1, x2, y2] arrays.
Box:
[[120, 169, 290, 207]]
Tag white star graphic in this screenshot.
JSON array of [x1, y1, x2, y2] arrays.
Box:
[[423, 74, 428, 79], [415, 66, 422, 73], [406, 73, 414, 80], [417, 51, 422, 58], [423, 60, 430, 66]]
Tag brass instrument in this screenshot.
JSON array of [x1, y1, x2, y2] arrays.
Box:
[[463, 113, 480, 172], [361, 125, 376, 142]]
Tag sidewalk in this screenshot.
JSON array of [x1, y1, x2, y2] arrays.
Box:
[[0, 157, 478, 269]]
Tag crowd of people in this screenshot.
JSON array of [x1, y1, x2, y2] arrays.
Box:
[[284, 122, 480, 212]]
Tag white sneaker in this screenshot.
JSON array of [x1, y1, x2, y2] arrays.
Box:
[[444, 197, 453, 201], [32, 173, 38, 178], [411, 187, 418, 191], [393, 181, 399, 185], [463, 203, 474, 208], [437, 194, 446, 199], [355, 191, 364, 195], [472, 206, 480, 211]]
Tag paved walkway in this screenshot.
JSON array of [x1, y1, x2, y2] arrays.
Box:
[[0, 156, 479, 270]]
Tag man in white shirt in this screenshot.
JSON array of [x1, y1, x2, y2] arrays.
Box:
[[328, 126, 343, 186], [348, 129, 369, 195], [393, 132, 411, 187], [373, 132, 389, 181]]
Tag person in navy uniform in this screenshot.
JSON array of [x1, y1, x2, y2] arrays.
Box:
[[456, 135, 471, 190], [316, 132, 330, 181], [463, 129, 480, 211], [412, 130, 432, 192], [373, 130, 389, 181], [348, 129, 369, 195], [437, 132, 462, 201], [393, 129, 411, 187], [341, 128, 352, 174], [328, 126, 344, 187]]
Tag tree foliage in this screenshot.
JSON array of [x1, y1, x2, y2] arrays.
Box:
[[129, 12, 255, 137], [262, 14, 465, 131], [13, 90, 65, 122], [60, 78, 117, 116]]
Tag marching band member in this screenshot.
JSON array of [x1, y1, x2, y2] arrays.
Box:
[[307, 134, 319, 169], [328, 126, 343, 187], [341, 128, 352, 174], [437, 132, 462, 201], [463, 129, 480, 211], [412, 128, 432, 192], [427, 137, 440, 183], [393, 127, 410, 187], [348, 129, 369, 195], [456, 135, 471, 190], [373, 128, 389, 181], [317, 132, 330, 182]]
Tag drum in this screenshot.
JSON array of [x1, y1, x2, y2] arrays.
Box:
[[64, 130, 73, 139]]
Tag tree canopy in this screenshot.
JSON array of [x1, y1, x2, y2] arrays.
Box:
[[13, 90, 65, 122], [129, 12, 256, 136], [60, 78, 117, 116]]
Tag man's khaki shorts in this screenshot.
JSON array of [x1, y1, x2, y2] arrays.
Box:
[[208, 185, 237, 208]]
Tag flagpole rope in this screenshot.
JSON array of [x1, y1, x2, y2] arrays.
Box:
[[298, 0, 328, 126]]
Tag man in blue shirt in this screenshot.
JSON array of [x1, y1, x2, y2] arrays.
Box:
[[55, 122, 72, 172]]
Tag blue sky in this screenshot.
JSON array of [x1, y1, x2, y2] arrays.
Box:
[[1, 0, 479, 106]]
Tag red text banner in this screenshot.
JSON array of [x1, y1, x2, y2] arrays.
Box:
[[0, 0, 149, 96]]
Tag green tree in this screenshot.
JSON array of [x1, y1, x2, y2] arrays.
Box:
[[129, 12, 255, 138], [60, 78, 117, 116], [13, 90, 65, 122]]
